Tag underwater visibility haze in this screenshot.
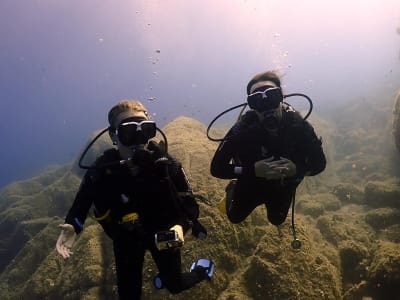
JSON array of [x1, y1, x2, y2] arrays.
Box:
[[0, 0, 399, 187]]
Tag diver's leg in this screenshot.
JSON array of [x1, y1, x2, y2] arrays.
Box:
[[150, 246, 208, 294], [113, 237, 146, 299], [265, 188, 295, 226], [227, 179, 262, 223]]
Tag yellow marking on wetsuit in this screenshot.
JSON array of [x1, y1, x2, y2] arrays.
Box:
[[120, 212, 139, 223], [88, 209, 111, 221], [218, 197, 227, 215]]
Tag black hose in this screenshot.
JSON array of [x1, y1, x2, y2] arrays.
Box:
[[78, 126, 168, 170], [206, 93, 313, 143], [206, 103, 247, 142], [78, 127, 110, 169], [284, 93, 313, 120]]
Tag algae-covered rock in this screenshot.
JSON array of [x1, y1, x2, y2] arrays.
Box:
[[364, 180, 400, 208], [380, 224, 400, 243], [0, 217, 63, 299], [240, 218, 342, 300], [316, 206, 374, 247], [367, 241, 400, 300], [0, 168, 80, 274], [364, 208, 400, 230], [163, 116, 226, 203], [338, 240, 369, 284], [332, 183, 364, 204], [392, 91, 400, 152], [296, 193, 341, 218]]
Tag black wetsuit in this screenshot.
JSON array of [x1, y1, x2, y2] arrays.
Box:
[[65, 148, 207, 299], [210, 108, 326, 225]]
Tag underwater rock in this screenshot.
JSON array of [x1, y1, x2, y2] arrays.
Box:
[[364, 208, 400, 230], [332, 183, 364, 204], [367, 241, 400, 300], [242, 223, 342, 300], [392, 91, 400, 152], [342, 280, 370, 300], [163, 116, 226, 203], [296, 193, 341, 218], [0, 217, 64, 299], [379, 224, 400, 243], [0, 168, 80, 274], [338, 240, 369, 285], [316, 210, 373, 248], [297, 199, 325, 218], [364, 180, 400, 208]]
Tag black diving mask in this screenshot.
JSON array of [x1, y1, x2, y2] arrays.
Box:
[[247, 87, 283, 111], [116, 120, 157, 146]]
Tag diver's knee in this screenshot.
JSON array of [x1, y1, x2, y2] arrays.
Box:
[[227, 212, 245, 224], [268, 217, 287, 226], [267, 213, 287, 226]]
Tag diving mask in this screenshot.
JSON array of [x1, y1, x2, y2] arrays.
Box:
[[116, 120, 156, 146], [247, 87, 283, 112]]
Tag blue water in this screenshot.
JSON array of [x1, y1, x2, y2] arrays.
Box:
[[0, 0, 399, 188]]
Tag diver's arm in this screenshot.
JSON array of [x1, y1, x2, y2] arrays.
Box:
[[168, 156, 192, 193], [166, 156, 200, 225], [171, 163, 199, 217], [210, 138, 256, 179], [303, 122, 326, 176], [210, 114, 260, 179], [57, 172, 95, 259], [64, 171, 98, 234], [210, 140, 237, 179], [169, 158, 207, 239]]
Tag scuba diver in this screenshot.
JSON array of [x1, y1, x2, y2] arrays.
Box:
[[209, 71, 326, 248], [56, 100, 214, 300]]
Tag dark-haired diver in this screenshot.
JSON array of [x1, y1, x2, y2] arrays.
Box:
[[210, 71, 326, 248], [56, 100, 214, 300]]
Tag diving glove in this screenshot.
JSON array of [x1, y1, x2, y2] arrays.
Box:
[[148, 140, 167, 157], [254, 156, 296, 180], [275, 157, 296, 177], [56, 223, 77, 259]]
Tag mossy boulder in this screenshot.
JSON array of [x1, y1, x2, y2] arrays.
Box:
[[364, 180, 400, 208], [367, 241, 400, 300], [364, 208, 400, 230]]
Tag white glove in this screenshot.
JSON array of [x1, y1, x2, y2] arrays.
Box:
[[254, 157, 296, 179], [170, 224, 184, 244], [56, 224, 77, 259]]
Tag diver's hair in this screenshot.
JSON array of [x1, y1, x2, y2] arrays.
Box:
[[108, 100, 149, 129], [246, 70, 281, 94]]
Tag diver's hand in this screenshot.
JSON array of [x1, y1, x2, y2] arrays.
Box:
[[56, 224, 77, 259], [254, 157, 282, 180], [148, 140, 166, 158], [254, 157, 296, 179], [153, 157, 170, 178], [272, 157, 296, 177], [170, 224, 184, 244]]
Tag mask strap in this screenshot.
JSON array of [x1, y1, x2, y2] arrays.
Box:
[[249, 81, 278, 94]]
